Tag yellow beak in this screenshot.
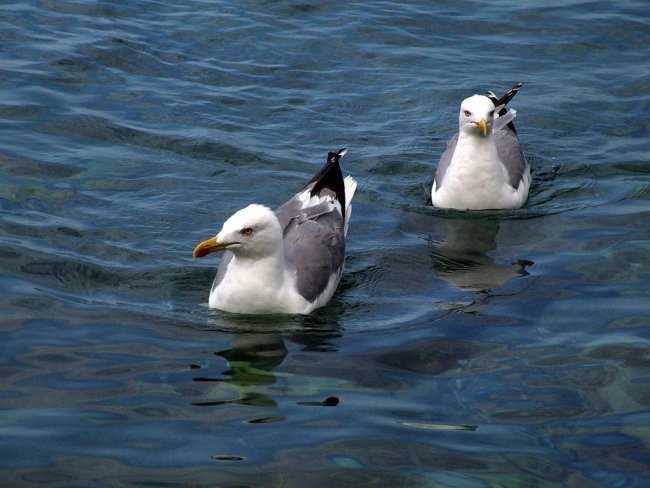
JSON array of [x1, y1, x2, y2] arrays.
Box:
[[474, 119, 489, 137], [193, 236, 230, 258]]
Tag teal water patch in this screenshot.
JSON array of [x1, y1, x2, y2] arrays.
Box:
[[0, 0, 648, 486]]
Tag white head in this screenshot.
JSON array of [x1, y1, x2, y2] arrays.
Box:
[[193, 204, 283, 260], [458, 94, 496, 137]]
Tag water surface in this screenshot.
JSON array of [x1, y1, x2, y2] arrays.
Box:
[[1, 1, 649, 486]]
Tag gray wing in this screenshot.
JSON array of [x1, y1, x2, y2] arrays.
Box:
[[211, 250, 233, 293], [274, 195, 304, 232], [277, 196, 345, 303], [434, 132, 459, 189], [494, 127, 528, 189]]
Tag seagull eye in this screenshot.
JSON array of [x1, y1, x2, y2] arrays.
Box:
[[240, 227, 253, 236], [489, 110, 494, 117], [463, 110, 471, 117]]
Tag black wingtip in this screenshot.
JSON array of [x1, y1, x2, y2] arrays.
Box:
[[306, 148, 348, 218], [486, 83, 522, 112], [486, 83, 523, 133], [326, 148, 347, 163]]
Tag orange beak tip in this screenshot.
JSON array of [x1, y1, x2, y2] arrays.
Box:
[[193, 236, 220, 259]]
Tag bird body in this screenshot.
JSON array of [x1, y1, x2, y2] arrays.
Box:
[[194, 149, 356, 314], [432, 84, 530, 210]]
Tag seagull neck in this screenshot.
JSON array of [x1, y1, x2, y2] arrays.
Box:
[[231, 249, 288, 286], [457, 132, 499, 163], [460, 131, 493, 145]]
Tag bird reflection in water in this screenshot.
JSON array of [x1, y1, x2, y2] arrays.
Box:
[[431, 217, 533, 292], [191, 312, 342, 410], [192, 332, 287, 408]]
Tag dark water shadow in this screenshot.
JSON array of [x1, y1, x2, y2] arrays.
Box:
[[40, 112, 265, 168]]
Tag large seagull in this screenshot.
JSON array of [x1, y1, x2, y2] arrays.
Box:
[[431, 84, 530, 210], [193, 149, 356, 314]]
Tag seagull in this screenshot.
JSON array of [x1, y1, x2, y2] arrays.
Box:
[[193, 148, 356, 314], [431, 84, 530, 210]]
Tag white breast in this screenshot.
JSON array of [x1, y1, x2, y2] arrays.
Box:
[[432, 136, 523, 210], [210, 256, 309, 314]]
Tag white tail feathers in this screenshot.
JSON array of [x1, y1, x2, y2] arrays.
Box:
[[344, 175, 357, 203], [343, 175, 357, 236], [493, 108, 517, 132]]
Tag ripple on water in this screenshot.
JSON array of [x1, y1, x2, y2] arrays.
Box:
[[0, 0, 649, 485]]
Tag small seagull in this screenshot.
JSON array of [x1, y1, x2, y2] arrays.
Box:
[[431, 83, 530, 210], [193, 149, 356, 314]]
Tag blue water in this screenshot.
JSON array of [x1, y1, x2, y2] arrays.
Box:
[[1, 0, 649, 486]]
